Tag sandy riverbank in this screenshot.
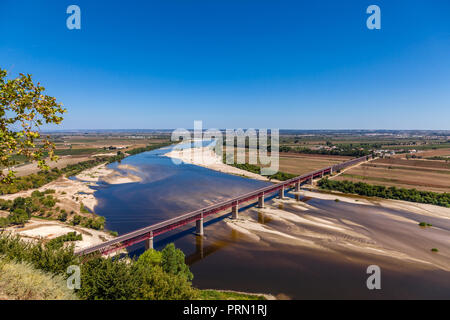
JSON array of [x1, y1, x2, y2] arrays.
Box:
[[164, 146, 269, 181], [223, 191, 450, 273], [0, 163, 142, 245], [0, 176, 99, 212], [3, 218, 115, 251], [75, 163, 142, 185]]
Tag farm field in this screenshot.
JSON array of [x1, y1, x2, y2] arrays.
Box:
[[335, 157, 450, 193], [394, 148, 450, 159], [278, 153, 351, 175]]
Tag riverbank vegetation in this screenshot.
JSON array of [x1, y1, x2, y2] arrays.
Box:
[[317, 178, 450, 207], [0, 190, 105, 230], [45, 232, 82, 250], [126, 142, 172, 156], [0, 190, 59, 227], [280, 145, 371, 157], [228, 163, 296, 181]]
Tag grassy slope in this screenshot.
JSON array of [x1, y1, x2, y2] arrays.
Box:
[[0, 257, 77, 300]]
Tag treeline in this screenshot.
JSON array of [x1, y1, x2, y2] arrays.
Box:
[[317, 179, 450, 208], [127, 142, 172, 156], [425, 156, 449, 162], [45, 232, 82, 250], [280, 145, 370, 157], [0, 234, 197, 300], [230, 163, 296, 181]]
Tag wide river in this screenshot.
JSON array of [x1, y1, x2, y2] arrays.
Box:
[[92, 145, 450, 299]]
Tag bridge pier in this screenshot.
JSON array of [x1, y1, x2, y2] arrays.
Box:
[[295, 182, 300, 192], [278, 186, 284, 199], [145, 232, 154, 250], [232, 203, 239, 219], [196, 215, 204, 236], [257, 194, 265, 208]]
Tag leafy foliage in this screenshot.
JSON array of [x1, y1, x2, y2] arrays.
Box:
[[229, 162, 296, 181], [0, 233, 78, 275], [161, 243, 193, 281], [0, 69, 66, 183], [0, 233, 197, 300], [77, 243, 197, 300]]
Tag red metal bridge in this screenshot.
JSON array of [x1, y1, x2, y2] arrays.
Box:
[[75, 155, 370, 256]]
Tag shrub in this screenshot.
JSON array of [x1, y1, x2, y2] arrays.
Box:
[[72, 215, 82, 225], [58, 211, 68, 222], [0, 233, 78, 274]]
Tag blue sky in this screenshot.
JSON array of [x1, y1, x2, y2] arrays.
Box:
[[1, 0, 449, 130]]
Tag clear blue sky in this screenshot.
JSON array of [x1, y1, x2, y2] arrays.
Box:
[[1, 0, 449, 130]]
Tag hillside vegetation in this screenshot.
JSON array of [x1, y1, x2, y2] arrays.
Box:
[[0, 257, 77, 300]]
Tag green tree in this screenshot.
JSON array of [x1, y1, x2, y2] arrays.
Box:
[[132, 264, 197, 300], [0, 68, 66, 183], [136, 248, 162, 268], [78, 257, 139, 300], [161, 243, 193, 281]]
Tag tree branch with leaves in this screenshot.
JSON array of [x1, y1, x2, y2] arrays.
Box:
[[0, 68, 66, 183]]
